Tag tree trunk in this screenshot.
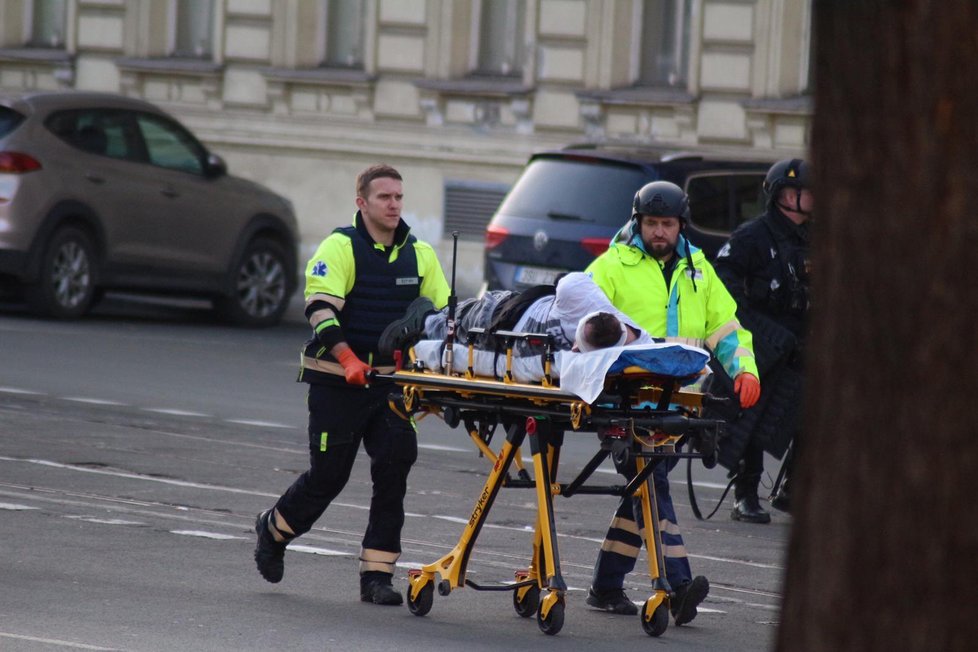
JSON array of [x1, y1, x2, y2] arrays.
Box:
[[777, 2, 978, 651]]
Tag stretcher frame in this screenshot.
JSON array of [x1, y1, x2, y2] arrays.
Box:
[[382, 330, 723, 637]]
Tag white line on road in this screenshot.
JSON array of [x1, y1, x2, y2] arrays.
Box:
[[64, 515, 145, 526], [0, 502, 38, 510], [289, 544, 349, 556], [0, 386, 44, 395], [142, 407, 212, 417], [171, 530, 247, 540], [0, 632, 121, 650], [62, 397, 128, 406], [225, 419, 293, 429]]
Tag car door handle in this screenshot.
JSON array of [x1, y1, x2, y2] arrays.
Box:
[[85, 173, 105, 184], [160, 186, 179, 198]]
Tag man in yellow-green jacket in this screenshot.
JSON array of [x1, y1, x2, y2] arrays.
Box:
[[583, 180, 760, 626]]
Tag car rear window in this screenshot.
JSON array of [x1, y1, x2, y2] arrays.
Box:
[[495, 157, 649, 227], [686, 173, 766, 233], [0, 107, 26, 138]]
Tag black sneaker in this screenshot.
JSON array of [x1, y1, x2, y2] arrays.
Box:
[[360, 572, 404, 606], [671, 575, 709, 626], [378, 297, 436, 357], [585, 587, 638, 615], [731, 495, 772, 524], [254, 510, 287, 583]]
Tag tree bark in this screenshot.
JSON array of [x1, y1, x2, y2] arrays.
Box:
[[777, 2, 978, 651]]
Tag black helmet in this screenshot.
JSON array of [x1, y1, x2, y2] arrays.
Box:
[[632, 181, 690, 223], [763, 158, 810, 200]]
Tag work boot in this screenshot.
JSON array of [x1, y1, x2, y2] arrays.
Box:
[[253, 510, 287, 583], [671, 575, 709, 626], [585, 587, 638, 615], [731, 472, 771, 524], [360, 571, 403, 606], [378, 297, 436, 357], [732, 494, 772, 524]]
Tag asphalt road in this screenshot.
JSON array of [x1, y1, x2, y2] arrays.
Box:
[[0, 296, 789, 651]]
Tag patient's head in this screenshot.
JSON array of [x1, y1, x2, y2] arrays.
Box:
[[575, 311, 629, 352]]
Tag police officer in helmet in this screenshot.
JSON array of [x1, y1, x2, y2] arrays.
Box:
[[713, 159, 812, 522]]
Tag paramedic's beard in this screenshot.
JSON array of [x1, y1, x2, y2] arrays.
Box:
[[645, 239, 677, 261]]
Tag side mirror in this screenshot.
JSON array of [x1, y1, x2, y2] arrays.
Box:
[[205, 153, 227, 178]]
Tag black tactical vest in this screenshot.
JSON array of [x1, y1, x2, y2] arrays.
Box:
[[332, 225, 422, 366]]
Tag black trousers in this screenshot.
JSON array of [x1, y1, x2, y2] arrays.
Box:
[[273, 382, 417, 565]]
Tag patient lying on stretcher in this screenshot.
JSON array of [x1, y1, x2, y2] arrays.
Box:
[[379, 272, 710, 401]]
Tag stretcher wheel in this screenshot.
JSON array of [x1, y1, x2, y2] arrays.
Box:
[[513, 585, 540, 618], [407, 581, 434, 617], [640, 600, 669, 637], [536, 599, 564, 636]]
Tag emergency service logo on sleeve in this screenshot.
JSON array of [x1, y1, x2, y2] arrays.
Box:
[[312, 261, 328, 277]]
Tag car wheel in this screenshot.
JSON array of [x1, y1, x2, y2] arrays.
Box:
[[216, 237, 291, 327], [26, 226, 98, 319]]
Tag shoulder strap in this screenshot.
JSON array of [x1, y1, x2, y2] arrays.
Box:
[[687, 457, 737, 521]]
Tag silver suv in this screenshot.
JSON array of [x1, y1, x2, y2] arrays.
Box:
[[0, 91, 298, 326]]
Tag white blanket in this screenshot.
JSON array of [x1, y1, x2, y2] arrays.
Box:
[[411, 340, 710, 404]]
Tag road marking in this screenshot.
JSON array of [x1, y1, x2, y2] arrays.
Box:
[[142, 407, 212, 417], [171, 530, 246, 540], [0, 632, 121, 650], [225, 419, 293, 429], [62, 397, 127, 406], [690, 553, 783, 571], [419, 443, 470, 453], [0, 502, 38, 510], [289, 544, 349, 556], [64, 515, 145, 526], [0, 386, 44, 395]]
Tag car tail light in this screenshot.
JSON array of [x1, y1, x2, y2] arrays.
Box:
[[485, 225, 509, 249], [0, 151, 42, 173], [580, 237, 610, 257]]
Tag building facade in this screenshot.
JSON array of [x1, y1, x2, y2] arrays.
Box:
[[0, 0, 812, 294]]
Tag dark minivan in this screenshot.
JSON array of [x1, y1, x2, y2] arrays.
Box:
[[483, 145, 771, 291]]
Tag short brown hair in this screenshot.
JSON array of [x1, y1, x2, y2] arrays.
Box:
[[582, 312, 623, 349], [356, 164, 402, 198]]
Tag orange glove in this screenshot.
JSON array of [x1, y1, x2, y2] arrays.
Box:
[[733, 372, 761, 409], [336, 348, 372, 386]]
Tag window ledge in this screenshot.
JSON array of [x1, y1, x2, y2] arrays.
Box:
[[260, 67, 375, 87], [414, 76, 533, 98], [115, 57, 223, 76], [576, 86, 696, 107], [741, 95, 813, 115], [0, 47, 73, 63]]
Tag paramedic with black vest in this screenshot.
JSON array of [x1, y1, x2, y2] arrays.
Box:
[[252, 164, 449, 605]]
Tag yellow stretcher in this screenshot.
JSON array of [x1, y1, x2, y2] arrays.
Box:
[[380, 330, 724, 638]]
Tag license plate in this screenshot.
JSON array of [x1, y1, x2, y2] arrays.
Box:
[[515, 266, 561, 286]]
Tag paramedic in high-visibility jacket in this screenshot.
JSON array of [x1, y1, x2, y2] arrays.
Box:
[[584, 180, 760, 626], [252, 164, 449, 606]]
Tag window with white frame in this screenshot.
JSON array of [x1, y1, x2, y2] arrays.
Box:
[[637, 0, 691, 87], [27, 0, 67, 48], [475, 0, 525, 76], [170, 0, 214, 58], [319, 0, 365, 68]]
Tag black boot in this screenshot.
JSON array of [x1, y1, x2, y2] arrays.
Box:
[[360, 571, 403, 606], [731, 473, 771, 524], [254, 510, 289, 583]]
